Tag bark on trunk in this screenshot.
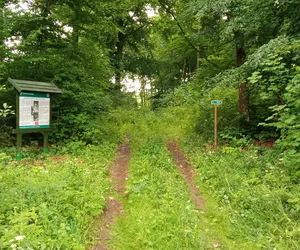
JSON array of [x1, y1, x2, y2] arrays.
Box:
[[71, 25, 80, 45], [139, 75, 146, 106], [235, 32, 250, 122], [112, 22, 126, 90], [238, 81, 249, 121]]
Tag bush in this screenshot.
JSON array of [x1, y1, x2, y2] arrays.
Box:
[[195, 87, 240, 143]]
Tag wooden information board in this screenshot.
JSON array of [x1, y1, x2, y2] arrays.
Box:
[[8, 78, 62, 160]]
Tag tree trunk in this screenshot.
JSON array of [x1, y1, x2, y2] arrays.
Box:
[[235, 31, 250, 122], [0, 6, 5, 62], [71, 25, 80, 45], [238, 81, 249, 121], [139, 75, 146, 106], [197, 46, 201, 70], [110, 26, 126, 90], [182, 59, 186, 81]]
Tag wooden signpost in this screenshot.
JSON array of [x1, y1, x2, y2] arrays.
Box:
[[211, 100, 222, 149], [8, 78, 62, 161]]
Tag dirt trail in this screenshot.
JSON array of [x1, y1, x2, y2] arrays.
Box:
[[92, 140, 130, 250], [167, 141, 206, 210]]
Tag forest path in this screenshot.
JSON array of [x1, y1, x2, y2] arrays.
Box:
[[92, 139, 206, 249], [92, 138, 130, 250], [167, 141, 206, 210]]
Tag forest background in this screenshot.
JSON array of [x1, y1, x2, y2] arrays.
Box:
[[1, 0, 300, 248], [1, 0, 300, 175]]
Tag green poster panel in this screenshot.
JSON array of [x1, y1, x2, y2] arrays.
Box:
[[19, 92, 51, 129]]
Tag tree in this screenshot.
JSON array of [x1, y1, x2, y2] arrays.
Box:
[[103, 0, 154, 88], [0, 0, 125, 142]]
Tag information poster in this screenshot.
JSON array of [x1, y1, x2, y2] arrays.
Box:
[[19, 92, 50, 129]]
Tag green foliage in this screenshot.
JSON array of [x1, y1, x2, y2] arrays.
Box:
[[245, 37, 300, 178], [196, 87, 240, 142], [0, 103, 14, 118], [114, 89, 300, 248], [121, 103, 199, 150], [154, 82, 200, 108], [1, 0, 139, 143], [268, 69, 300, 180], [111, 138, 220, 249], [186, 146, 300, 249], [0, 143, 116, 249], [2, 0, 300, 248], [153, 82, 242, 144], [0, 93, 15, 146]]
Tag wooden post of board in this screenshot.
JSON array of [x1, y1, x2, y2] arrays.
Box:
[[15, 91, 22, 161], [43, 132, 49, 153], [211, 100, 222, 149], [214, 104, 218, 149], [16, 133, 22, 161]]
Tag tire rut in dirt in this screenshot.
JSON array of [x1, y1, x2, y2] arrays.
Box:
[[167, 141, 206, 211], [92, 141, 130, 250]]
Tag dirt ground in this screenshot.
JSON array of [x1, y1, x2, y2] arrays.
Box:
[[91, 139, 205, 250], [167, 141, 206, 211], [92, 140, 130, 250]]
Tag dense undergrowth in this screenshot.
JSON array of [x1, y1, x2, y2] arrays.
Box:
[[163, 101, 300, 249], [111, 138, 224, 250], [1, 104, 300, 249], [1, 0, 300, 248], [113, 106, 300, 249], [185, 145, 300, 249], [1, 98, 300, 249], [0, 143, 116, 249]]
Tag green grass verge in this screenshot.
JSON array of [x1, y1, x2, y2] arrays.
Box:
[[114, 108, 300, 249], [0, 142, 116, 249], [185, 146, 300, 249]]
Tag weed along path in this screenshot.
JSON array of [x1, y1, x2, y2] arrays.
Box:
[[167, 141, 206, 210], [108, 138, 216, 249], [92, 139, 130, 250]]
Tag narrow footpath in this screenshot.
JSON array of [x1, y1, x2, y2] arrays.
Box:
[[92, 139, 130, 250], [167, 141, 206, 210], [92, 139, 206, 249]]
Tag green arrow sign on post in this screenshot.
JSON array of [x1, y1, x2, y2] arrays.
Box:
[[211, 100, 222, 149], [211, 100, 223, 105]]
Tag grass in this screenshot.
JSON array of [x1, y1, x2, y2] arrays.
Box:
[[0, 142, 117, 249], [110, 137, 231, 250], [111, 108, 300, 249], [2, 107, 300, 249], [184, 145, 300, 249]]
